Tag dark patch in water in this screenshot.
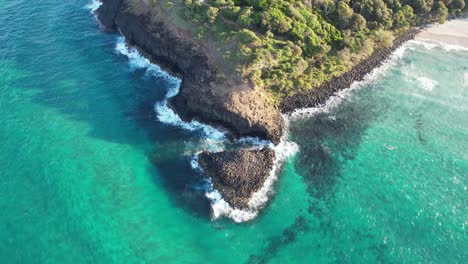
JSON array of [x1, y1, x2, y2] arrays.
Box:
[[413, 112, 426, 145], [150, 152, 212, 218], [290, 107, 369, 198], [247, 216, 309, 264]]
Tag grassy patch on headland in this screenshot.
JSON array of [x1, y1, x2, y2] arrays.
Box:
[[144, 0, 467, 102]]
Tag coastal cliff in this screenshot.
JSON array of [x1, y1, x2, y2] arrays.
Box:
[[96, 0, 426, 214], [97, 0, 284, 143], [281, 29, 420, 112]]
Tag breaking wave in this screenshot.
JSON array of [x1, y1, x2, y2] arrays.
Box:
[[114, 37, 226, 141], [410, 39, 468, 52], [85, 0, 102, 13], [248, 118, 299, 209], [289, 37, 468, 120]]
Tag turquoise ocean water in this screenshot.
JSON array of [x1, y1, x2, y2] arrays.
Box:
[[0, 0, 466, 263]]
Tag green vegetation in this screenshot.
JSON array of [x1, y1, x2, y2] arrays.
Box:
[[154, 0, 467, 101]]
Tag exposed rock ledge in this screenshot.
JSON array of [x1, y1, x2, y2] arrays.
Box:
[[96, 0, 420, 213], [97, 0, 284, 144], [198, 148, 275, 209]]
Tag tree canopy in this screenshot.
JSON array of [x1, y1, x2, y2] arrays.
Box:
[[171, 0, 467, 101]]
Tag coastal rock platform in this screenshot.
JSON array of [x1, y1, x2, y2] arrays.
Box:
[[198, 148, 275, 209]]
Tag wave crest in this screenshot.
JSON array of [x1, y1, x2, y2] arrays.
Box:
[[114, 37, 226, 141], [416, 76, 438, 91], [85, 0, 102, 13], [191, 128, 299, 223]]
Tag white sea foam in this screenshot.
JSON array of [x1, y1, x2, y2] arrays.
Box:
[[85, 0, 102, 13], [409, 39, 438, 50], [248, 118, 298, 209], [288, 44, 409, 119], [416, 76, 438, 91], [191, 129, 299, 223], [154, 100, 226, 141], [410, 39, 468, 52], [401, 61, 438, 93], [114, 37, 226, 140]]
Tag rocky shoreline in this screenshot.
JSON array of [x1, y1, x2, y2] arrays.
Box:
[[96, 0, 420, 214], [281, 29, 420, 112]]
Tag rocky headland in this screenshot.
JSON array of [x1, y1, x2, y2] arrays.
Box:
[[198, 148, 275, 209], [96, 0, 422, 213], [97, 0, 283, 144]]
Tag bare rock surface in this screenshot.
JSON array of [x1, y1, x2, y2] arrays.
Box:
[[198, 149, 275, 209]]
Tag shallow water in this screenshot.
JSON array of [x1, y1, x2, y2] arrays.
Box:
[[0, 1, 466, 263]]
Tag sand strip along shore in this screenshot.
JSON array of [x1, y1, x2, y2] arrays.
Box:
[[416, 18, 468, 48]]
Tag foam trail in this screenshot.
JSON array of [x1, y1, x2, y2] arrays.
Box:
[[190, 154, 258, 222], [288, 44, 410, 120], [114, 37, 225, 140], [409, 40, 437, 50], [410, 39, 468, 52], [464, 72, 468, 87], [85, 0, 102, 13]]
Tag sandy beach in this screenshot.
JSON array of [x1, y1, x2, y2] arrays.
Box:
[[416, 18, 468, 48]]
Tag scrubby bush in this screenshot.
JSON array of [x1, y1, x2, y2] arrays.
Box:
[[173, 0, 462, 100]]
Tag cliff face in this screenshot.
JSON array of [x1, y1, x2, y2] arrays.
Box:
[[97, 0, 283, 143]]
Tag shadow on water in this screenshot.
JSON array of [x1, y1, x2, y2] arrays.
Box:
[[150, 148, 212, 218], [248, 84, 394, 262], [0, 2, 213, 219], [289, 90, 386, 199]]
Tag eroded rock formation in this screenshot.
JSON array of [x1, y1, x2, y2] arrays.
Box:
[[198, 148, 275, 209]]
